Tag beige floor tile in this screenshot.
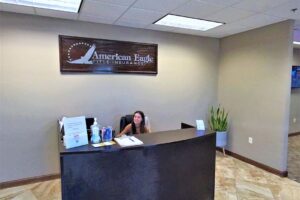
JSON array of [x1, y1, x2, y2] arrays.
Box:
[[11, 191, 37, 200], [288, 135, 300, 183], [0, 183, 39, 199]]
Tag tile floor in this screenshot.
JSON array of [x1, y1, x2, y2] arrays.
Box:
[[288, 135, 300, 183], [215, 152, 300, 200]]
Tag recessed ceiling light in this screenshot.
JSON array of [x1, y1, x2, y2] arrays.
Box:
[[154, 14, 224, 31], [293, 41, 300, 45], [0, 0, 82, 13]]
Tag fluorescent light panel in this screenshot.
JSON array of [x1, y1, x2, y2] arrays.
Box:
[[293, 41, 300, 45], [154, 14, 224, 31], [0, 0, 82, 13]]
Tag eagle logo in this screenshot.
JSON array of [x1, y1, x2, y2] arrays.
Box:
[[67, 43, 96, 64]]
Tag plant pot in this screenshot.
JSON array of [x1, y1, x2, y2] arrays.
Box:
[[216, 131, 227, 148]]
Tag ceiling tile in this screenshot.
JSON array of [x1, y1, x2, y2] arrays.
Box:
[[205, 7, 255, 23], [80, 0, 128, 21], [172, 0, 225, 19], [198, 0, 242, 7], [35, 8, 78, 20], [116, 8, 164, 26], [233, 14, 286, 29], [232, 0, 290, 12], [132, 0, 188, 12], [0, 3, 35, 15], [89, 0, 136, 6], [78, 14, 115, 24], [115, 20, 148, 28], [264, 0, 300, 20], [1, 0, 298, 39]]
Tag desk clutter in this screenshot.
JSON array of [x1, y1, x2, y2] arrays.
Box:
[[59, 116, 115, 149]]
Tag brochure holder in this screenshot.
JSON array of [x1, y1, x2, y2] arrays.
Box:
[[63, 116, 88, 149]]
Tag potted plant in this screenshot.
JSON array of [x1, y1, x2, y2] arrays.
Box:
[[209, 105, 228, 156]]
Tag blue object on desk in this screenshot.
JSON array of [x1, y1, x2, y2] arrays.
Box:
[[102, 126, 112, 142]]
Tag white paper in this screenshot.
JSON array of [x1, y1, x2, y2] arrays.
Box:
[[63, 116, 87, 136], [63, 133, 88, 149], [114, 136, 143, 147], [196, 120, 205, 130]]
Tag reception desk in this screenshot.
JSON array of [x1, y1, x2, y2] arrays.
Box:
[[59, 127, 216, 200]]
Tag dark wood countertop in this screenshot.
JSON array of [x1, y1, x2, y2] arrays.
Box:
[[59, 128, 215, 155]]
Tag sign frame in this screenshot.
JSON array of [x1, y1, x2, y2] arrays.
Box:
[[59, 35, 158, 74]]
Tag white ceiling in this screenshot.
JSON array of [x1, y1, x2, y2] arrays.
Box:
[[1, 0, 300, 38]]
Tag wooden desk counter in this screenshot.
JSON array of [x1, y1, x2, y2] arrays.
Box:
[[59, 128, 216, 200]]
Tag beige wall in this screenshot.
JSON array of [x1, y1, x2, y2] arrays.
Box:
[[218, 21, 293, 171], [0, 12, 220, 182], [290, 49, 300, 133]]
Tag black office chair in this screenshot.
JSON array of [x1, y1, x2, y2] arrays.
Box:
[[120, 115, 133, 132]]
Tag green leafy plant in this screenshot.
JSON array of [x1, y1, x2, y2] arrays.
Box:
[[209, 105, 228, 132]]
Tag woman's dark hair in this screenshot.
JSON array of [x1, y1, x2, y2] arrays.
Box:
[[131, 111, 146, 134]]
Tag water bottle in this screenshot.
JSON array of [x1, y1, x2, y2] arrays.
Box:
[[90, 118, 101, 144]]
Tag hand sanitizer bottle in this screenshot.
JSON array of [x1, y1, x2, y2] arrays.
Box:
[[90, 118, 100, 144]]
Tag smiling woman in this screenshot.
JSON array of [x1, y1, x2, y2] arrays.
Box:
[[117, 111, 150, 137]]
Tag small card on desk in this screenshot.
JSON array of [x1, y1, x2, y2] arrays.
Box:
[[114, 136, 144, 147], [92, 141, 116, 147], [196, 120, 205, 130]]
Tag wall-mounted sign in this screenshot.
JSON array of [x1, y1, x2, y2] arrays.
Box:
[[59, 35, 158, 74]]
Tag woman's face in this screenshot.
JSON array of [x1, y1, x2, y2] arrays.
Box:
[[133, 113, 142, 125]]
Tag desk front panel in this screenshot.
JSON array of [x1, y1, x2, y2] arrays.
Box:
[[60, 133, 216, 200]]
